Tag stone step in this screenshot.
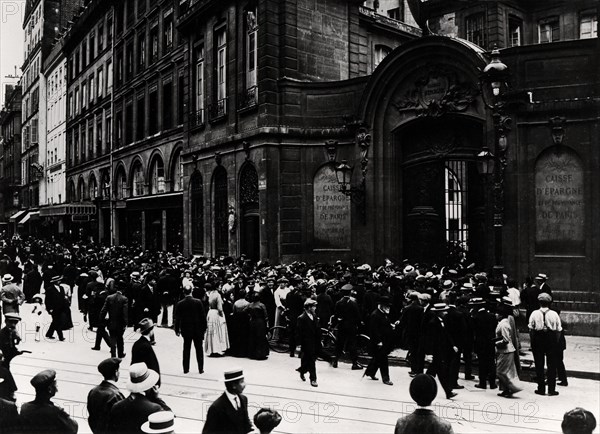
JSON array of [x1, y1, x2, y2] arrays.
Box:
[[554, 300, 600, 312], [552, 290, 599, 303]]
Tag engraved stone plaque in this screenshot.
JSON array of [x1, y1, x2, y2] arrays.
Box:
[[535, 148, 585, 255], [313, 165, 351, 250]]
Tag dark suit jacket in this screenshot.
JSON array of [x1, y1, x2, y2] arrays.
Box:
[[108, 393, 169, 434], [394, 408, 454, 434], [445, 306, 467, 350], [175, 296, 207, 337], [0, 397, 19, 433], [399, 302, 423, 348], [87, 381, 125, 434], [296, 311, 321, 356], [472, 308, 497, 352], [202, 392, 252, 434], [367, 308, 394, 353], [101, 292, 129, 330], [132, 336, 160, 377], [19, 399, 78, 434]]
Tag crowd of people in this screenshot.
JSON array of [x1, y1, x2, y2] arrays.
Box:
[[0, 236, 597, 433]]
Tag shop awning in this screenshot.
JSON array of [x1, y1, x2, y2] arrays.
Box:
[[19, 212, 32, 224], [9, 210, 27, 222], [40, 205, 67, 217]]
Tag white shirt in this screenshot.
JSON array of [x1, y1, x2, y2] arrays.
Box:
[[528, 307, 562, 332], [507, 286, 521, 306], [225, 390, 240, 410], [274, 287, 290, 309]]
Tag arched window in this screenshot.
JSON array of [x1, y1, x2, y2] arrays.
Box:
[[115, 167, 127, 199], [444, 161, 468, 249], [89, 174, 98, 200], [171, 149, 183, 192], [101, 171, 110, 199], [150, 156, 165, 194], [131, 163, 144, 197], [374, 44, 391, 70], [77, 178, 86, 202], [213, 166, 228, 256], [68, 179, 76, 202], [190, 172, 203, 253]]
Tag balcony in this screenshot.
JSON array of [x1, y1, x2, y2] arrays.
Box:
[[358, 6, 422, 37], [208, 98, 227, 122], [238, 86, 258, 111], [189, 109, 205, 130]]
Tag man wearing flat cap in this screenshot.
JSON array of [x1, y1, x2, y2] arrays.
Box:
[[528, 292, 562, 396], [87, 357, 125, 434], [19, 369, 78, 434], [202, 368, 253, 434], [295, 299, 321, 387]]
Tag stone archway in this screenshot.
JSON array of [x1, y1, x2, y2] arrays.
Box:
[[239, 163, 260, 261]]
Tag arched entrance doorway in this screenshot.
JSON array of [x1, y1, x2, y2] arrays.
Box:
[[239, 163, 260, 261], [398, 116, 486, 266], [213, 166, 228, 257]]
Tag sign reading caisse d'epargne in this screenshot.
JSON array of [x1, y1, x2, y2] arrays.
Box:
[[313, 165, 351, 250], [535, 148, 585, 255]]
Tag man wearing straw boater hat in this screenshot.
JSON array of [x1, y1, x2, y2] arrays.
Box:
[[202, 368, 252, 434], [142, 411, 178, 434], [108, 362, 171, 434]]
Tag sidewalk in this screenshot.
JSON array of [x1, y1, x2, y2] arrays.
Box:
[[388, 333, 600, 381]]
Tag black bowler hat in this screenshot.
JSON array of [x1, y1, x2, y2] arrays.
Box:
[[409, 374, 438, 406]]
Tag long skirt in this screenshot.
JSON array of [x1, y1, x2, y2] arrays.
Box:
[[204, 309, 230, 354], [496, 351, 523, 394]]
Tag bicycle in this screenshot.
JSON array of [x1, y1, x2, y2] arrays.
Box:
[[267, 310, 290, 353], [318, 323, 371, 363]]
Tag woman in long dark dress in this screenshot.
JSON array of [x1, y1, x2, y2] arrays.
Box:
[[247, 292, 269, 360]]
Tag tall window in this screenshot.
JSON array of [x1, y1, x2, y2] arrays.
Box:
[[508, 16, 522, 47], [246, 8, 257, 92], [216, 27, 227, 114], [89, 176, 98, 199], [163, 8, 174, 54], [580, 14, 598, 39], [150, 20, 159, 63], [75, 87, 80, 114], [195, 44, 204, 122], [177, 72, 184, 125], [90, 32, 95, 60], [116, 51, 123, 87], [149, 86, 158, 134], [82, 40, 87, 69], [137, 94, 145, 140], [539, 18, 560, 43], [138, 0, 146, 17], [125, 102, 134, 144], [132, 164, 144, 196], [96, 118, 103, 156], [191, 173, 203, 253], [89, 75, 95, 104], [107, 15, 113, 45], [373, 45, 391, 70], [98, 23, 104, 51], [138, 31, 146, 68], [444, 161, 468, 249], [115, 110, 123, 147], [82, 82, 87, 110], [97, 68, 104, 98], [163, 81, 173, 130], [172, 150, 183, 191], [107, 60, 113, 93], [150, 157, 165, 194], [116, 169, 127, 199], [126, 40, 134, 81], [466, 13, 487, 49], [88, 121, 94, 158]]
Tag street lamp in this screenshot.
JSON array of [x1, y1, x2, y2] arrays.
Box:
[[328, 126, 371, 224], [477, 46, 512, 279]]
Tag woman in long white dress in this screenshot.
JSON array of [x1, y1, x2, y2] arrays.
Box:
[[204, 285, 230, 356], [495, 305, 523, 397]]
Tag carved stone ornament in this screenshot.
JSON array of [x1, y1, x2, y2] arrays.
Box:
[[393, 66, 479, 117], [549, 116, 566, 146]]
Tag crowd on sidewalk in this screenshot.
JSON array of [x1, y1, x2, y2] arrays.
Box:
[[0, 236, 597, 433]]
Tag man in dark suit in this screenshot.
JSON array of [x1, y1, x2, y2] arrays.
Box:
[[331, 284, 363, 370], [535, 274, 552, 297], [0, 377, 19, 433], [100, 280, 129, 358], [45, 276, 69, 341], [295, 299, 321, 387], [394, 374, 454, 434], [132, 318, 161, 385], [398, 291, 423, 375], [174, 286, 207, 374], [364, 296, 396, 385], [426, 303, 459, 399], [108, 362, 171, 434], [87, 357, 125, 434], [202, 368, 253, 434], [444, 293, 467, 390], [471, 298, 498, 389], [413, 293, 434, 375], [19, 369, 78, 434]]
